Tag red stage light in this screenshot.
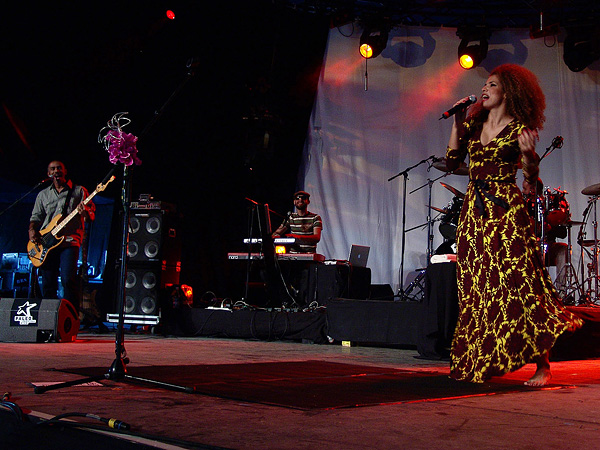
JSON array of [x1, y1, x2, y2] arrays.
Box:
[[166, 10, 175, 20]]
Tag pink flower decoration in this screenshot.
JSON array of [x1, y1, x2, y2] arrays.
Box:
[[105, 130, 142, 166], [98, 112, 141, 166]]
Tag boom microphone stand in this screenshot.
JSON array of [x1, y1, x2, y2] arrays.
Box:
[[388, 155, 438, 299], [34, 59, 200, 395]]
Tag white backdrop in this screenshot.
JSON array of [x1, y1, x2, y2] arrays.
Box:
[[301, 25, 600, 291]]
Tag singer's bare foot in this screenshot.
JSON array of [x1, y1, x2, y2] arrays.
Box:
[[525, 353, 552, 387], [524, 366, 552, 387]]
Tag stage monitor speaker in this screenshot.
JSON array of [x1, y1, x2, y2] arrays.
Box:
[[124, 266, 161, 316], [369, 284, 395, 300], [127, 210, 181, 265], [0, 298, 79, 342], [312, 265, 371, 303]]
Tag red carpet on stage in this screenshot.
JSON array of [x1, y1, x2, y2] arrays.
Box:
[[59, 361, 558, 410]]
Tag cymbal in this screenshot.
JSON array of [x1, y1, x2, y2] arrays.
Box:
[[579, 239, 597, 247], [582, 183, 600, 196], [564, 220, 586, 227], [428, 205, 448, 214], [440, 182, 465, 199], [432, 157, 469, 176]]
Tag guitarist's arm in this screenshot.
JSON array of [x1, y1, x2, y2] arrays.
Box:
[[29, 221, 42, 245]]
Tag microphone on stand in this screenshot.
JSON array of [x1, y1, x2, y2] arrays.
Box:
[[541, 136, 565, 160], [439, 95, 477, 120], [552, 136, 564, 148]]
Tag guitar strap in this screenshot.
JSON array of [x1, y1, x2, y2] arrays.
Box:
[[60, 184, 75, 219]]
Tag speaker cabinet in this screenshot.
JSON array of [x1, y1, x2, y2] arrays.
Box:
[[127, 210, 181, 264], [299, 264, 371, 305], [0, 298, 79, 342], [121, 209, 182, 318], [369, 284, 395, 300], [124, 266, 161, 316]]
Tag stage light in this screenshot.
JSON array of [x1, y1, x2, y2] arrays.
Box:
[[275, 245, 287, 254], [166, 10, 175, 20], [457, 27, 489, 70], [359, 27, 389, 59], [563, 27, 600, 72], [166, 284, 194, 308]]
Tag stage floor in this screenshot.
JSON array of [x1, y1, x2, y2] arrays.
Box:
[[2, 327, 600, 449]]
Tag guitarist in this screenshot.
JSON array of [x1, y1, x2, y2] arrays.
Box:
[[28, 160, 95, 314]]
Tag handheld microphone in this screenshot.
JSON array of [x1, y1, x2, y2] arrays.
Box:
[[439, 95, 477, 120]]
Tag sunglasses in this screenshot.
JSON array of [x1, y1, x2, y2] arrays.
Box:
[[295, 195, 309, 200]]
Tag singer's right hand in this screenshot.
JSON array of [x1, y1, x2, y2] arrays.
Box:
[[452, 96, 473, 122]]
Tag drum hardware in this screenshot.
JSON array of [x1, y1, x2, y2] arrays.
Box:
[[393, 155, 466, 301], [545, 186, 570, 226], [432, 157, 469, 176], [566, 220, 586, 227], [403, 268, 427, 302], [579, 239, 597, 247], [581, 183, 600, 196], [428, 205, 449, 214], [524, 184, 586, 304], [389, 155, 443, 300], [554, 221, 582, 305], [409, 174, 446, 266], [439, 182, 465, 199], [577, 188, 600, 305]]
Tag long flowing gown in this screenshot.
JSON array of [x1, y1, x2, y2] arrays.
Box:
[[446, 119, 583, 383]]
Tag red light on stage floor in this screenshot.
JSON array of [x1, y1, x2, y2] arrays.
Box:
[[166, 10, 175, 20]]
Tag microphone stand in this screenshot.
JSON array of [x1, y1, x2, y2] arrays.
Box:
[[409, 171, 450, 263], [33, 59, 199, 395], [243, 197, 259, 303], [0, 179, 49, 218], [388, 155, 437, 299]]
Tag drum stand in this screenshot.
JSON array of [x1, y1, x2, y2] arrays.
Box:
[[580, 196, 600, 305], [554, 223, 582, 304]]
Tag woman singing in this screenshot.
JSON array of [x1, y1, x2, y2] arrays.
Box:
[[445, 64, 582, 386]]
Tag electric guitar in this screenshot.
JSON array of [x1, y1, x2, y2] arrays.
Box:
[[27, 175, 115, 267]]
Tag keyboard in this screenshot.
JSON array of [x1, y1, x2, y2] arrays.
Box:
[[227, 252, 325, 262], [243, 238, 296, 244]]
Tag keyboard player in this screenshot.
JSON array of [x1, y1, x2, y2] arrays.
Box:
[[271, 191, 322, 253]]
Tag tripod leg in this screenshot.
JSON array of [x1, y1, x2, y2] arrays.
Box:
[[34, 374, 107, 394], [123, 374, 196, 393]]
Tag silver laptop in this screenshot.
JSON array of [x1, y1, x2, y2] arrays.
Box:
[[349, 245, 370, 267]]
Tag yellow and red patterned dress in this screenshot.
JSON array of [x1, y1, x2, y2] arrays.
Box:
[[446, 119, 582, 383]]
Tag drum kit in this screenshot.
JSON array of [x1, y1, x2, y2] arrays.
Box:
[[419, 157, 600, 306]]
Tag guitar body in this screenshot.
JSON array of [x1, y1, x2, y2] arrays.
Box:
[[27, 214, 65, 267]]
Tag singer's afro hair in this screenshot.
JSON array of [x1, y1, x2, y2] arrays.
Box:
[[468, 64, 546, 131]]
